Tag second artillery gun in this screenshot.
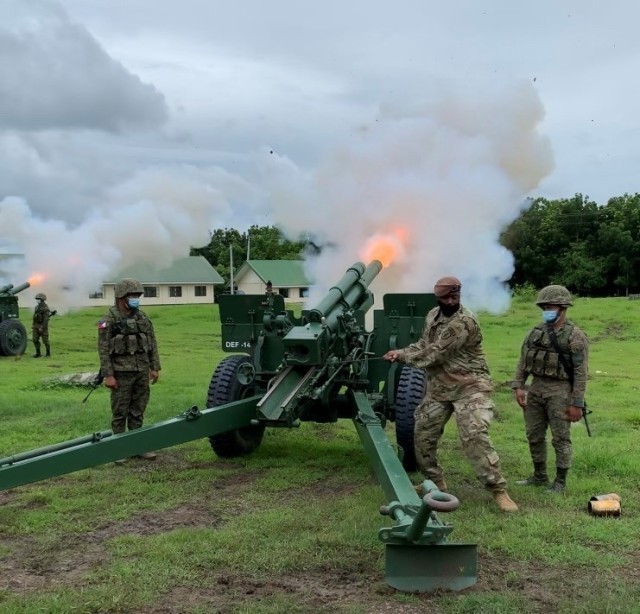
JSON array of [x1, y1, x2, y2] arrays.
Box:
[[0, 261, 478, 591], [0, 282, 30, 356]]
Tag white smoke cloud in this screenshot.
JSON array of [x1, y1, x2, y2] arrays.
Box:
[[0, 166, 264, 310], [0, 3, 553, 317], [262, 78, 553, 313]]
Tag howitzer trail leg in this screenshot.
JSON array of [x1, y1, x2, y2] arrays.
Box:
[[350, 390, 477, 592]]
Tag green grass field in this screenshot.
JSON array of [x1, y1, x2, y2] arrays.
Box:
[[1, 296, 639, 614]]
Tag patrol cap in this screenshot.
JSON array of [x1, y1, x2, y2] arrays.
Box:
[[433, 276, 462, 298]]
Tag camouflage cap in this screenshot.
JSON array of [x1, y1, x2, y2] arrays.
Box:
[[114, 278, 143, 298], [35, 292, 47, 300], [433, 276, 462, 298], [536, 285, 572, 307]]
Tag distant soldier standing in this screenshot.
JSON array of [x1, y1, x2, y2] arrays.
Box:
[[512, 285, 589, 493], [384, 276, 518, 513], [98, 278, 161, 462], [32, 292, 56, 358]]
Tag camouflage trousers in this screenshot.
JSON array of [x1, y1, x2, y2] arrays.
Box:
[[523, 392, 572, 469], [32, 326, 49, 347], [110, 371, 150, 434], [414, 392, 507, 492]]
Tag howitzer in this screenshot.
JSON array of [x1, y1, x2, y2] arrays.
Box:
[[0, 281, 30, 356], [0, 262, 477, 592], [0, 282, 31, 296]]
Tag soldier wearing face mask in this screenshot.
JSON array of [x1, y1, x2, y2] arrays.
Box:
[[384, 276, 518, 513], [512, 285, 589, 493], [98, 278, 161, 463]]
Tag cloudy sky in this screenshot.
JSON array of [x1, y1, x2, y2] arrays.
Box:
[[0, 0, 638, 310]]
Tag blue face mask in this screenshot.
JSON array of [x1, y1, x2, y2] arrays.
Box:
[[127, 297, 140, 310], [542, 310, 558, 323]]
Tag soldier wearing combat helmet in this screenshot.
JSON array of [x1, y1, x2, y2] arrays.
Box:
[[32, 292, 57, 358], [384, 276, 518, 513], [512, 284, 589, 493], [98, 278, 161, 463]]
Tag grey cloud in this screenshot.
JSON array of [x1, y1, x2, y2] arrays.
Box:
[[0, 0, 167, 132]]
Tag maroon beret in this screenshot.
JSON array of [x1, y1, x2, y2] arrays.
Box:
[[433, 276, 462, 298]]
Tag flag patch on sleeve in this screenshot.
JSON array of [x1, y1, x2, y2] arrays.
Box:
[[98, 320, 108, 329]]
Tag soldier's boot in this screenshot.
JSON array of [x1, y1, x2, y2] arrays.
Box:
[[32, 342, 41, 358], [433, 478, 447, 491], [44, 344, 51, 357], [516, 462, 550, 487], [493, 490, 519, 513], [414, 478, 447, 496], [547, 468, 568, 494]]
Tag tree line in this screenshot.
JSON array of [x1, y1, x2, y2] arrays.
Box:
[[190, 226, 308, 297], [502, 193, 640, 297], [192, 193, 640, 298]]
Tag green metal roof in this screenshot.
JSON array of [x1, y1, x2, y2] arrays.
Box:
[[235, 260, 309, 287], [107, 256, 224, 284]]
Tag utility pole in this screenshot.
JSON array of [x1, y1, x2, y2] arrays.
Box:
[[229, 245, 234, 294]]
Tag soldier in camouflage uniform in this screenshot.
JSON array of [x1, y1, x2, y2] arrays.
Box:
[[32, 292, 56, 358], [98, 278, 161, 462], [384, 276, 518, 513], [512, 285, 589, 493]]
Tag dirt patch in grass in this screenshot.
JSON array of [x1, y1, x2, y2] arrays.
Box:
[[591, 321, 627, 342]]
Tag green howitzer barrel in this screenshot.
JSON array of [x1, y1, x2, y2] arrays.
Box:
[[0, 281, 30, 296], [282, 260, 381, 366]]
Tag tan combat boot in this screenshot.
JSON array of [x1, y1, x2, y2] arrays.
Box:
[[493, 490, 519, 513], [434, 479, 447, 491], [414, 478, 448, 496]]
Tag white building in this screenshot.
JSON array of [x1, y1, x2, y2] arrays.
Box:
[[85, 256, 224, 307]]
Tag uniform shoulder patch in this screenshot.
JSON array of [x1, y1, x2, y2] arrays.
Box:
[[98, 320, 108, 329]]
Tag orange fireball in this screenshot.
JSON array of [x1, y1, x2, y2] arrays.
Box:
[[27, 273, 46, 286], [360, 229, 408, 268]]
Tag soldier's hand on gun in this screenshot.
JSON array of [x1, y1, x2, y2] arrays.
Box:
[[383, 350, 402, 363], [150, 370, 159, 384], [104, 375, 118, 389], [566, 405, 583, 422], [514, 388, 527, 409]]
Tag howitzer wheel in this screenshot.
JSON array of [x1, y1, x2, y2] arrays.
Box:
[[0, 319, 28, 356], [207, 355, 265, 457], [394, 365, 426, 472]]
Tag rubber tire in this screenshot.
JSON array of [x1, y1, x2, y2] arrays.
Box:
[[207, 355, 265, 458], [0, 319, 28, 356], [394, 365, 427, 472]]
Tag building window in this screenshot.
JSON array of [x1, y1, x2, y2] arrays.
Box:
[[89, 291, 104, 299], [279, 288, 290, 298], [195, 285, 207, 297], [299, 287, 309, 298], [144, 286, 158, 298]]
